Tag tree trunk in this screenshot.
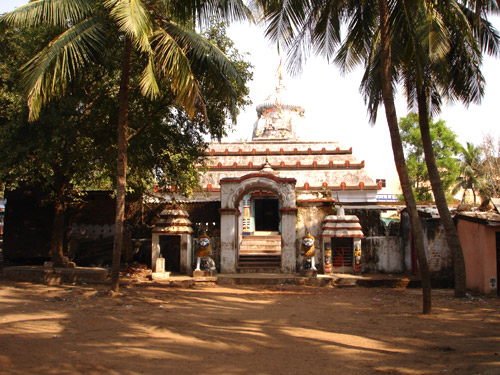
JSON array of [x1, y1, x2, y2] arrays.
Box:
[[110, 37, 133, 292], [416, 85, 467, 298], [50, 176, 68, 267], [378, 0, 431, 314]]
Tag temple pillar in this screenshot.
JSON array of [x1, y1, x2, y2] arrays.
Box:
[[180, 233, 192, 274], [151, 233, 161, 272], [280, 208, 297, 273], [219, 208, 240, 273]]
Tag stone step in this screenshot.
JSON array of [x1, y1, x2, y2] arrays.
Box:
[[239, 251, 281, 257], [239, 254, 280, 260], [238, 261, 281, 265], [236, 266, 281, 273], [242, 235, 281, 240], [239, 245, 281, 252], [240, 241, 281, 247], [240, 239, 281, 245], [240, 236, 282, 256]]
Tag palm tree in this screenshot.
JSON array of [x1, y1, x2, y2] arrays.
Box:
[[256, 0, 432, 313], [409, 2, 498, 298], [358, 1, 481, 298], [337, 0, 498, 298], [453, 142, 485, 204], [1, 0, 252, 291]]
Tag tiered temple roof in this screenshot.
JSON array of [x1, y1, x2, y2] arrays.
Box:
[[194, 75, 381, 203]]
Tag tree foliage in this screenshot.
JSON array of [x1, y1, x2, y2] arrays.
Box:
[[479, 133, 500, 200], [453, 141, 485, 204], [399, 113, 461, 201], [0, 15, 253, 267]]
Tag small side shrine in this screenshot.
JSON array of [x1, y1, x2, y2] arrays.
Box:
[[322, 207, 364, 273], [151, 207, 193, 275]]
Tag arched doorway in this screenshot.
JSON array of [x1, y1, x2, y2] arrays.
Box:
[[241, 190, 281, 235], [219, 173, 297, 273], [238, 190, 282, 271]]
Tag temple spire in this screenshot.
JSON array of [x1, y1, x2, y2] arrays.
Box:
[[252, 60, 305, 141]]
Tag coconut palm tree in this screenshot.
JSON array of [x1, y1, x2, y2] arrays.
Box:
[[1, 0, 252, 291], [256, 0, 433, 313], [358, 1, 499, 297], [453, 142, 485, 204]]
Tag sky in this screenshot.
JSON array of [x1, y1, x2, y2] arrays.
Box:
[[2, 1, 499, 192]]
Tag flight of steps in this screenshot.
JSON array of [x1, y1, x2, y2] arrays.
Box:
[[237, 235, 281, 273]]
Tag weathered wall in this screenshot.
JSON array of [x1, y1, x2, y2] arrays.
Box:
[[345, 208, 386, 237], [424, 219, 453, 279], [362, 236, 403, 273], [401, 211, 454, 285]]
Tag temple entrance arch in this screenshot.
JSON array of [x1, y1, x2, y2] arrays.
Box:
[[219, 173, 297, 273]]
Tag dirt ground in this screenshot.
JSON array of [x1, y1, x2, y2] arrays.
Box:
[[0, 279, 499, 375]]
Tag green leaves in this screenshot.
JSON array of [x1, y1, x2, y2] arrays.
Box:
[[0, 0, 94, 28], [104, 0, 153, 52], [400, 113, 461, 201], [21, 17, 108, 120]]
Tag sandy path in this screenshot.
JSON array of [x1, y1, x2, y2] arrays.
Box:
[[0, 280, 499, 375]]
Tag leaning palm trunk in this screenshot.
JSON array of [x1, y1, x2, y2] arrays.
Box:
[[378, 0, 431, 314], [416, 86, 467, 298], [111, 37, 133, 293]]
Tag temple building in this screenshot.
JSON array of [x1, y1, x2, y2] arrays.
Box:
[[153, 75, 383, 276]]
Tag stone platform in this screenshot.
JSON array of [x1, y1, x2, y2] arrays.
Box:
[[1, 266, 416, 289], [3, 266, 108, 285], [216, 273, 415, 288], [151, 271, 171, 281], [299, 269, 318, 277], [193, 269, 217, 282]]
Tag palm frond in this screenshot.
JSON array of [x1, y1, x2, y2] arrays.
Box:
[[139, 55, 161, 98], [458, 2, 500, 56], [334, 4, 376, 74], [0, 0, 93, 28], [151, 27, 204, 118], [164, 21, 242, 86], [167, 0, 253, 28], [424, 5, 450, 62], [103, 0, 153, 52], [262, 0, 307, 48], [21, 17, 108, 120]]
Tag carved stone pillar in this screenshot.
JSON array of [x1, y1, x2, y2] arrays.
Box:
[[280, 207, 297, 273], [219, 208, 240, 273], [151, 233, 161, 272]]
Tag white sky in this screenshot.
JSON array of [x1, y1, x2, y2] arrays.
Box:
[[2, 1, 499, 191]]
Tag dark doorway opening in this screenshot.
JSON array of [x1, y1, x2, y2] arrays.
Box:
[[159, 235, 180, 273], [496, 231, 500, 297], [254, 198, 280, 232]]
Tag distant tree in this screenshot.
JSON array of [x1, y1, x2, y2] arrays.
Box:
[[399, 113, 461, 202], [453, 142, 484, 204], [479, 134, 500, 200]]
